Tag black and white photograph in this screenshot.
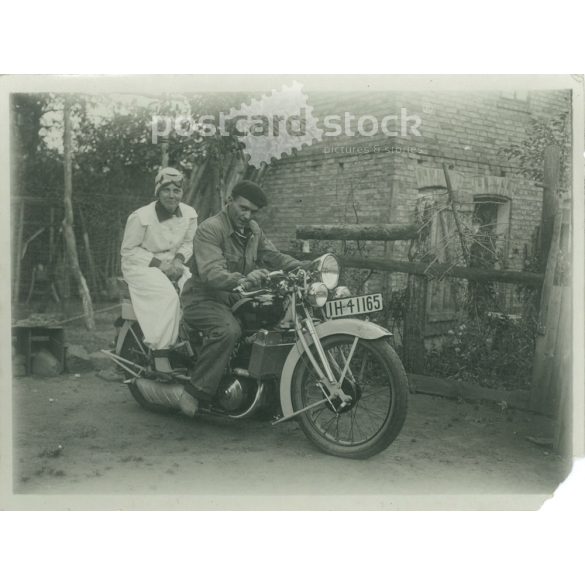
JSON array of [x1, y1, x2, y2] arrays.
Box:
[[0, 75, 583, 510]]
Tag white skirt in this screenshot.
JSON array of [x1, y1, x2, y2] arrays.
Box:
[[121, 263, 190, 350]]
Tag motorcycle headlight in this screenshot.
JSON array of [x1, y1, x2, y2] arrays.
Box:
[[312, 253, 340, 290], [332, 286, 351, 299], [306, 282, 329, 307]]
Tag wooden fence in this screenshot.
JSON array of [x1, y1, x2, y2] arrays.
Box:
[[296, 158, 571, 452], [530, 205, 571, 448]]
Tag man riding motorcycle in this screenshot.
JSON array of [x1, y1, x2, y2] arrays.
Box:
[[107, 179, 409, 457], [180, 180, 302, 414]]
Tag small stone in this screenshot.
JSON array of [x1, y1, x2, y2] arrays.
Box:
[[67, 344, 90, 360], [31, 349, 62, 376], [66, 344, 93, 373]]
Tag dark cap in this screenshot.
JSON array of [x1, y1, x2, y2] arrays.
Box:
[[231, 180, 268, 208]]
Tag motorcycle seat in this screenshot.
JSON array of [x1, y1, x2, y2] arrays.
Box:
[[118, 278, 202, 344]]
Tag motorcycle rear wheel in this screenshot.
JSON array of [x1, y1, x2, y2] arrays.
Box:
[[291, 334, 408, 459], [117, 321, 175, 415]]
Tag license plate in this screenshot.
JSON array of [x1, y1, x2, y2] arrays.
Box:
[[324, 293, 383, 319]]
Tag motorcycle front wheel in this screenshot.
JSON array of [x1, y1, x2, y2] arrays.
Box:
[[291, 334, 408, 459]]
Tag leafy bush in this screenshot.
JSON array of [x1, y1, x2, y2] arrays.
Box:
[[498, 110, 570, 190], [425, 313, 537, 391]]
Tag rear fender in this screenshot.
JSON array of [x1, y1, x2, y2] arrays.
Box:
[[121, 298, 137, 321], [115, 319, 135, 355], [278, 319, 391, 418]]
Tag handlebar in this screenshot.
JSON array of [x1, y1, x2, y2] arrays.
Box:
[[233, 268, 302, 296], [233, 286, 270, 297]]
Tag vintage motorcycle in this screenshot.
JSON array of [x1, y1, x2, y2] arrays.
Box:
[[102, 254, 408, 459]]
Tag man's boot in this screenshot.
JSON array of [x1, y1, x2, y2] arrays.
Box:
[[178, 391, 199, 417]]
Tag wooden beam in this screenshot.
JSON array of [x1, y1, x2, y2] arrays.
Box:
[[12, 200, 25, 303], [442, 163, 470, 263], [531, 210, 570, 416], [78, 207, 100, 296], [403, 274, 427, 373], [288, 251, 544, 286], [296, 223, 419, 242], [344, 256, 544, 286], [409, 374, 530, 410], [540, 145, 561, 270]]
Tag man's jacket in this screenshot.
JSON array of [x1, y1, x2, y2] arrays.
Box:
[[182, 207, 300, 305]]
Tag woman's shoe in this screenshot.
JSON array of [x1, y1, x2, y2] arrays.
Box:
[[152, 349, 174, 373], [153, 356, 174, 373]]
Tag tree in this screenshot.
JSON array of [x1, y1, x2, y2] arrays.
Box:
[[499, 109, 570, 271], [62, 98, 95, 330], [10, 94, 49, 196], [12, 92, 264, 301], [498, 111, 570, 188]]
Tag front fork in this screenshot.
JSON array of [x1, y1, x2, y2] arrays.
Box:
[[292, 293, 354, 408]]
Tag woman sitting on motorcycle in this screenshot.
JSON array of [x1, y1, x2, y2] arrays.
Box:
[[120, 167, 198, 373]]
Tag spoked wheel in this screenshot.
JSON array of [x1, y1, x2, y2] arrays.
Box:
[[291, 334, 408, 459], [117, 322, 175, 414]]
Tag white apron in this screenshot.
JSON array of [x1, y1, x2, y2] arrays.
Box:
[[121, 201, 198, 350]]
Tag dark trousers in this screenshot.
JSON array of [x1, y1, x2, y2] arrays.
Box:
[[181, 299, 241, 399]]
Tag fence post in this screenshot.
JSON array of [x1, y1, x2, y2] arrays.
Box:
[[539, 145, 561, 271], [402, 196, 432, 374], [403, 274, 428, 373], [12, 200, 25, 303], [531, 144, 561, 407]]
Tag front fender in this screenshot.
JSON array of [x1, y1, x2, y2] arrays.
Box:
[[279, 319, 392, 418]]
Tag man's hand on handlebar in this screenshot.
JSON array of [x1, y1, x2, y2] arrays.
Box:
[[243, 268, 270, 290]]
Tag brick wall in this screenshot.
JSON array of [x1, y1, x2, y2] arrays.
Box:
[[260, 89, 571, 276]]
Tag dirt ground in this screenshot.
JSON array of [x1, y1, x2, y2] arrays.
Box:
[[8, 305, 571, 507]]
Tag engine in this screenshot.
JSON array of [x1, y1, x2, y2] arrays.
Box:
[[215, 374, 258, 413]]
